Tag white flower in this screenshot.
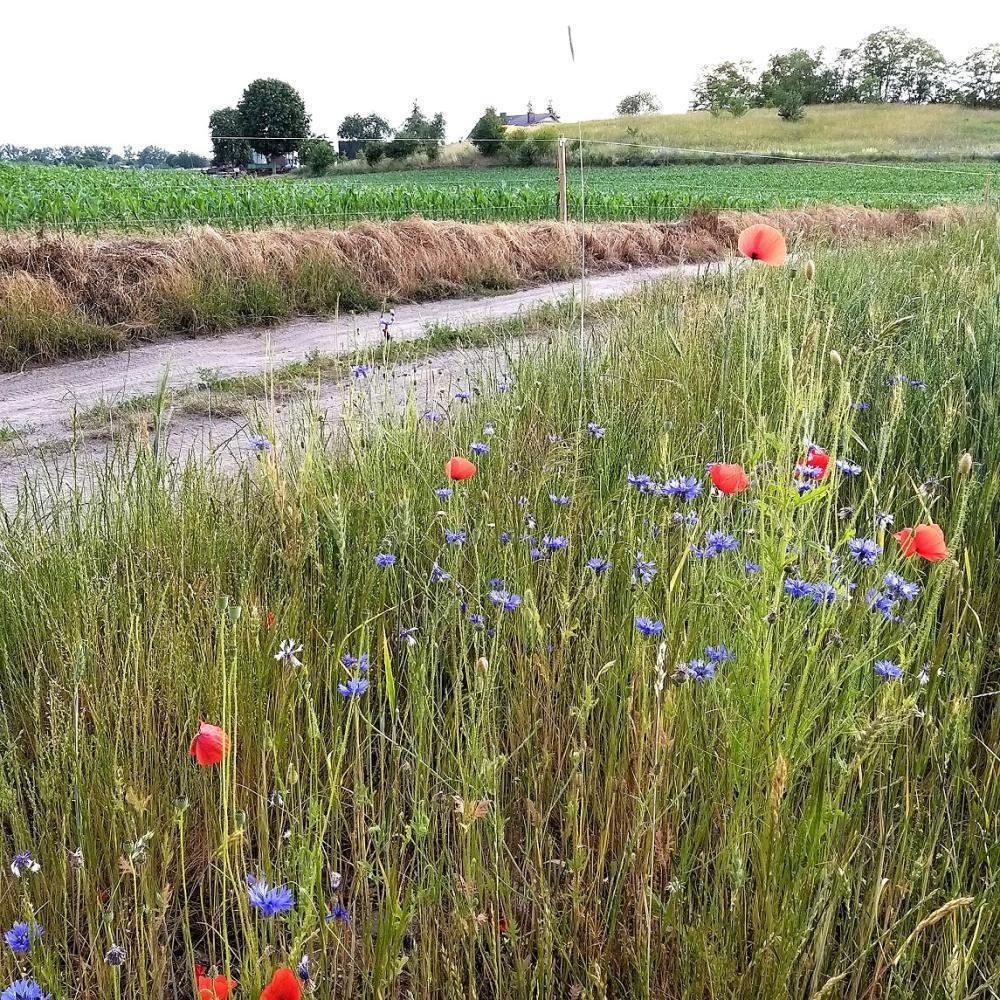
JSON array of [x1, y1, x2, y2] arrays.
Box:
[[275, 638, 303, 668]]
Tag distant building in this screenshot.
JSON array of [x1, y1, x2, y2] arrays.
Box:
[[501, 110, 559, 127], [249, 150, 300, 170]]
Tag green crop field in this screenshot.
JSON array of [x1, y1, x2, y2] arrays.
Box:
[[0, 160, 994, 232], [2, 222, 1000, 998]]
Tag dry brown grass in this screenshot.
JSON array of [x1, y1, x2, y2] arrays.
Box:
[[0, 206, 973, 368]]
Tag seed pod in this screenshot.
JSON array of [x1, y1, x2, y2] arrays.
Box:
[[958, 452, 973, 476], [803, 259, 816, 280], [476, 656, 489, 674], [829, 349, 842, 367]]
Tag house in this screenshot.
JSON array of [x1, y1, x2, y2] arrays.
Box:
[[248, 150, 300, 171], [501, 110, 559, 127]]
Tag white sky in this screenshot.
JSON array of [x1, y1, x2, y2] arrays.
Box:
[[1, 0, 994, 153]]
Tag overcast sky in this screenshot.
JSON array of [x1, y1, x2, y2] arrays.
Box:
[[2, 1, 994, 153]]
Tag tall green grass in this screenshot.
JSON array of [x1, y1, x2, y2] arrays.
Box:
[[1, 221, 999, 998]]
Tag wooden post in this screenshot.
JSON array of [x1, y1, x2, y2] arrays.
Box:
[[557, 137, 568, 223]]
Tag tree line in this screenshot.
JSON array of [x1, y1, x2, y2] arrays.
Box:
[[209, 79, 446, 172], [689, 28, 1000, 120], [0, 145, 208, 169]]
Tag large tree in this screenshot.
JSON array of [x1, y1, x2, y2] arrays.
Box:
[[845, 27, 950, 103], [338, 113, 392, 142], [959, 44, 1000, 108], [235, 78, 310, 162], [616, 91, 661, 116], [758, 49, 837, 107], [209, 107, 251, 167], [690, 62, 756, 116]]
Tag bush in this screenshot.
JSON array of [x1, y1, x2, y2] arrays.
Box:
[[777, 91, 806, 121], [302, 137, 336, 174], [469, 108, 506, 156], [363, 141, 385, 166]]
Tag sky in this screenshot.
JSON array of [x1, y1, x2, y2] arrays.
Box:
[[1, 0, 994, 154]]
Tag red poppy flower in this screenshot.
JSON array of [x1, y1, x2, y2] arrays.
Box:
[[795, 446, 830, 480], [708, 463, 750, 494], [498, 916, 509, 934], [264, 612, 275, 629], [445, 456, 477, 481], [260, 967, 301, 1000], [894, 523, 948, 562], [196, 967, 235, 1000], [189, 722, 230, 766], [738, 224, 787, 267]]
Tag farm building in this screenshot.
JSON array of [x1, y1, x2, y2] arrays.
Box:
[[501, 110, 559, 127]]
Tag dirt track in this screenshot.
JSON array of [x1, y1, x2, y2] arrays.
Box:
[[0, 260, 733, 505]]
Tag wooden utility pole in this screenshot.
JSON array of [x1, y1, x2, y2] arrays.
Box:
[[557, 137, 568, 223]]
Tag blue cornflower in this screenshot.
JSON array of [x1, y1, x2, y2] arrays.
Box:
[[470, 442, 490, 455], [489, 577, 506, 588], [341, 653, 370, 672], [586, 557, 611, 574], [468, 614, 486, 628], [874, 659, 903, 680], [866, 589, 900, 622], [445, 529, 467, 545], [852, 401, 871, 411], [688, 659, 716, 682], [488, 590, 522, 612], [671, 511, 700, 527], [635, 617, 664, 637], [430, 562, 450, 583], [810, 582, 838, 605], [4, 924, 41, 954], [9, 853, 38, 878], [795, 463, 824, 480], [627, 472, 653, 490], [549, 493, 571, 506], [498, 531, 511, 544], [374, 552, 396, 567], [422, 409, 444, 422], [398, 626, 418, 646], [0, 979, 51, 1000], [454, 390, 472, 402], [874, 511, 894, 529], [848, 537, 881, 566], [434, 487, 453, 500], [743, 561, 761, 574], [351, 363, 371, 379], [337, 677, 369, 698], [587, 422, 605, 438], [326, 903, 350, 924], [483, 422, 495, 436], [296, 956, 311, 982], [529, 547, 546, 562], [704, 530, 738, 554], [661, 476, 702, 502], [705, 644, 734, 663], [836, 459, 862, 476], [632, 553, 657, 585], [543, 534, 569, 551], [104, 945, 126, 967], [784, 578, 814, 599], [910, 379, 926, 389], [884, 572, 920, 601], [248, 880, 295, 917], [247, 433, 272, 454]]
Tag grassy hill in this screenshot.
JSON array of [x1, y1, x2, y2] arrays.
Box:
[[566, 103, 1000, 159]]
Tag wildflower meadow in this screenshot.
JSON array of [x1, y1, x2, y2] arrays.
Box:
[[1, 218, 999, 998]]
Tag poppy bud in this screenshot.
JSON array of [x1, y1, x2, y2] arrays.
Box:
[[476, 656, 489, 674], [958, 452, 973, 476], [829, 349, 842, 367], [189, 722, 230, 766], [803, 260, 816, 281]]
